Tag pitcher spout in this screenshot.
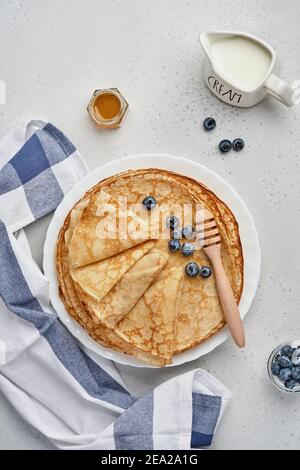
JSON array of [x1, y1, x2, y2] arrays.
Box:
[[199, 30, 234, 64]]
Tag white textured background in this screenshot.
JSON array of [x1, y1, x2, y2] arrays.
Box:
[[1, 0, 300, 450]]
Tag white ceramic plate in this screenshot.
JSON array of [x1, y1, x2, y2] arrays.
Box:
[[43, 154, 261, 368]]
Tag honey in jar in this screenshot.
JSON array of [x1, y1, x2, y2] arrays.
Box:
[[87, 88, 128, 129]]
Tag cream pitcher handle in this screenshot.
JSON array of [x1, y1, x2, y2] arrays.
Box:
[[264, 73, 295, 107]]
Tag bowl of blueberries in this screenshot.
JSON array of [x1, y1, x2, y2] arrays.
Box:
[[268, 341, 300, 392]]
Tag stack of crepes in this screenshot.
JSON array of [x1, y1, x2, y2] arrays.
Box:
[[56, 169, 243, 366]]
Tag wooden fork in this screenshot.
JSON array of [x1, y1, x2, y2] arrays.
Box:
[[196, 210, 245, 348]]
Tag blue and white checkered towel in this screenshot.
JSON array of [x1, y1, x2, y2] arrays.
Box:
[[0, 120, 231, 450]]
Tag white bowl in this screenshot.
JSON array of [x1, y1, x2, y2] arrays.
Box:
[[43, 154, 261, 367]]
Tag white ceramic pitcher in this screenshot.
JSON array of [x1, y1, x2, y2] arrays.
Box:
[[199, 30, 295, 108]]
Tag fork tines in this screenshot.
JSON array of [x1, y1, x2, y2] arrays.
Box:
[[196, 216, 221, 248]]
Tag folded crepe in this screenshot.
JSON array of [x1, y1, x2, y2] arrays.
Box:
[[115, 266, 184, 363], [68, 187, 161, 268], [70, 241, 155, 301], [78, 248, 169, 329], [56, 168, 244, 366]]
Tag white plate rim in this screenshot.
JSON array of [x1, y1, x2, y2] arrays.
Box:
[[43, 153, 261, 368]]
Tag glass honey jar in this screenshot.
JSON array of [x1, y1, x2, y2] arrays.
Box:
[[87, 88, 129, 129]]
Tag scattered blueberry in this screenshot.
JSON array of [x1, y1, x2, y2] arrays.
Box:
[[278, 356, 292, 368], [171, 228, 182, 239], [285, 378, 298, 390], [271, 362, 281, 376], [168, 239, 181, 252], [185, 262, 200, 277], [219, 139, 232, 153], [203, 117, 216, 131], [166, 216, 180, 229], [182, 225, 195, 240], [291, 367, 300, 380], [181, 242, 195, 256], [199, 266, 212, 278], [142, 196, 156, 210], [232, 138, 245, 152], [279, 368, 292, 382], [280, 345, 294, 359], [291, 348, 300, 366]]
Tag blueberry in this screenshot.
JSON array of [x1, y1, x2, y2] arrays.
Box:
[[291, 367, 300, 380], [279, 368, 292, 382], [181, 242, 195, 256], [232, 138, 245, 152], [285, 378, 298, 390], [142, 195, 156, 210], [280, 345, 294, 359], [185, 262, 200, 277], [292, 347, 300, 366], [219, 139, 232, 153], [274, 353, 281, 363], [271, 362, 281, 376], [203, 117, 216, 131], [199, 266, 212, 278], [166, 216, 180, 229], [278, 356, 292, 368], [168, 239, 181, 252], [171, 228, 182, 240], [182, 225, 195, 240]]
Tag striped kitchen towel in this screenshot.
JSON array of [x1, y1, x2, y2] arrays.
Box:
[[0, 121, 231, 450], [0, 119, 88, 232]]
